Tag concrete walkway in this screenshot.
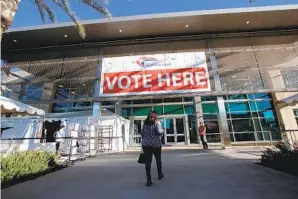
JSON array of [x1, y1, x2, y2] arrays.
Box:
[[2, 150, 298, 199]]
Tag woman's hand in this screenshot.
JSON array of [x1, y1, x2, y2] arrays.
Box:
[[155, 120, 164, 134], [155, 120, 161, 126]]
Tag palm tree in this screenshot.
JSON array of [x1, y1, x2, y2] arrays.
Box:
[[0, 0, 111, 40]]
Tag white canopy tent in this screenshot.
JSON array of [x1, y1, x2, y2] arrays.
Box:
[[1, 117, 45, 153], [0, 96, 45, 116], [45, 109, 130, 152], [1, 96, 46, 153], [1, 108, 130, 154]]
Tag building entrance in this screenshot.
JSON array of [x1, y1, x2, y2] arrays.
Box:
[[129, 115, 189, 147]]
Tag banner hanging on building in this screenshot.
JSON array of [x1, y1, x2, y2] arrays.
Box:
[[100, 52, 210, 96]]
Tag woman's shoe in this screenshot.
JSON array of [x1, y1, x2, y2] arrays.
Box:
[[158, 173, 164, 180], [146, 180, 153, 187]]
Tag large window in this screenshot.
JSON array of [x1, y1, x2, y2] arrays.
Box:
[[225, 93, 280, 142], [20, 84, 43, 102], [128, 105, 193, 117], [202, 103, 220, 143], [121, 97, 195, 117], [52, 102, 93, 113], [52, 81, 93, 112]]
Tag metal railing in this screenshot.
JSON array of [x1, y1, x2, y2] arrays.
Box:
[[280, 129, 298, 149], [1, 125, 125, 165]]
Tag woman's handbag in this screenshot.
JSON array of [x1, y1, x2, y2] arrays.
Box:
[[138, 152, 146, 164]]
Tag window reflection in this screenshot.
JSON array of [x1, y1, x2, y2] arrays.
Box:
[[152, 98, 163, 103], [205, 121, 219, 134], [133, 99, 152, 104], [133, 107, 151, 116], [164, 105, 184, 115], [256, 101, 273, 111], [52, 81, 93, 113], [201, 96, 217, 101], [184, 105, 194, 115], [224, 93, 279, 142], [234, 133, 255, 141], [228, 102, 250, 112], [227, 94, 247, 100], [122, 108, 131, 117], [164, 98, 183, 103], [20, 84, 43, 102], [232, 119, 254, 132]]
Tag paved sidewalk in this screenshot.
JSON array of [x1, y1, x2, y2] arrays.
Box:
[[2, 150, 298, 199]]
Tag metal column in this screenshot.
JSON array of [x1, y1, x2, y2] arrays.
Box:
[[115, 100, 122, 116], [194, 96, 204, 144], [184, 116, 190, 145], [216, 97, 231, 148], [208, 43, 231, 148], [92, 49, 103, 125]]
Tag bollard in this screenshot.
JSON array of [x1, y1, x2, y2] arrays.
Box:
[[9, 138, 13, 149], [68, 137, 73, 166], [269, 131, 273, 147]]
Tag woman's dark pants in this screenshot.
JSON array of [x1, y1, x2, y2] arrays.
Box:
[[200, 135, 208, 149], [142, 146, 162, 182]]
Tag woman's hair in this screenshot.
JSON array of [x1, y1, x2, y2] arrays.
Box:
[[144, 110, 158, 125]]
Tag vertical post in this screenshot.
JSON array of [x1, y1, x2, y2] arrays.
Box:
[[269, 130, 273, 147], [115, 100, 122, 116], [216, 97, 231, 148], [89, 129, 91, 157], [184, 116, 190, 145], [194, 96, 203, 144], [208, 41, 231, 149], [9, 138, 13, 151], [129, 118, 134, 147], [92, 49, 103, 125], [68, 136, 73, 166]]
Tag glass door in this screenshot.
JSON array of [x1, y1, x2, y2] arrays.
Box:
[[130, 116, 189, 146], [175, 118, 185, 143], [163, 118, 175, 144], [161, 117, 187, 145], [133, 120, 143, 145]]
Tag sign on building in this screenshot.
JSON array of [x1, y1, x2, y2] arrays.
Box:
[[100, 52, 210, 96]]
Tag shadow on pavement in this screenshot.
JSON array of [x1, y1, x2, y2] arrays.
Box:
[[2, 150, 298, 199]]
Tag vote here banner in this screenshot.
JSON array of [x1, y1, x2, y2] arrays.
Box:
[[100, 52, 211, 96]]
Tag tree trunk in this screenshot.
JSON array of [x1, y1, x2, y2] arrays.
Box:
[[1, 0, 21, 40]]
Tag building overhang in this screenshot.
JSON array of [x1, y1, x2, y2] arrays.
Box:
[[2, 5, 298, 52]]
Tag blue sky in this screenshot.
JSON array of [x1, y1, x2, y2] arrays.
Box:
[[12, 0, 298, 28]]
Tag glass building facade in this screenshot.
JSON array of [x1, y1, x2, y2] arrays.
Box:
[[30, 84, 280, 144], [2, 8, 298, 147]]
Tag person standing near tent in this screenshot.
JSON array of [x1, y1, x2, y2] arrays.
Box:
[[54, 125, 65, 155], [141, 110, 164, 187]]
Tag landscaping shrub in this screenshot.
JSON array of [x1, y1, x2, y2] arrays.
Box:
[[1, 150, 59, 184], [260, 141, 298, 176]]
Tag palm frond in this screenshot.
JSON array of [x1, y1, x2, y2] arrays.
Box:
[[34, 0, 46, 23], [103, 0, 109, 5], [52, 0, 86, 38], [80, 0, 112, 18], [43, 4, 56, 23]]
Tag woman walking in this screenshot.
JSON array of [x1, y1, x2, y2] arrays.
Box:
[[141, 110, 164, 187]]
